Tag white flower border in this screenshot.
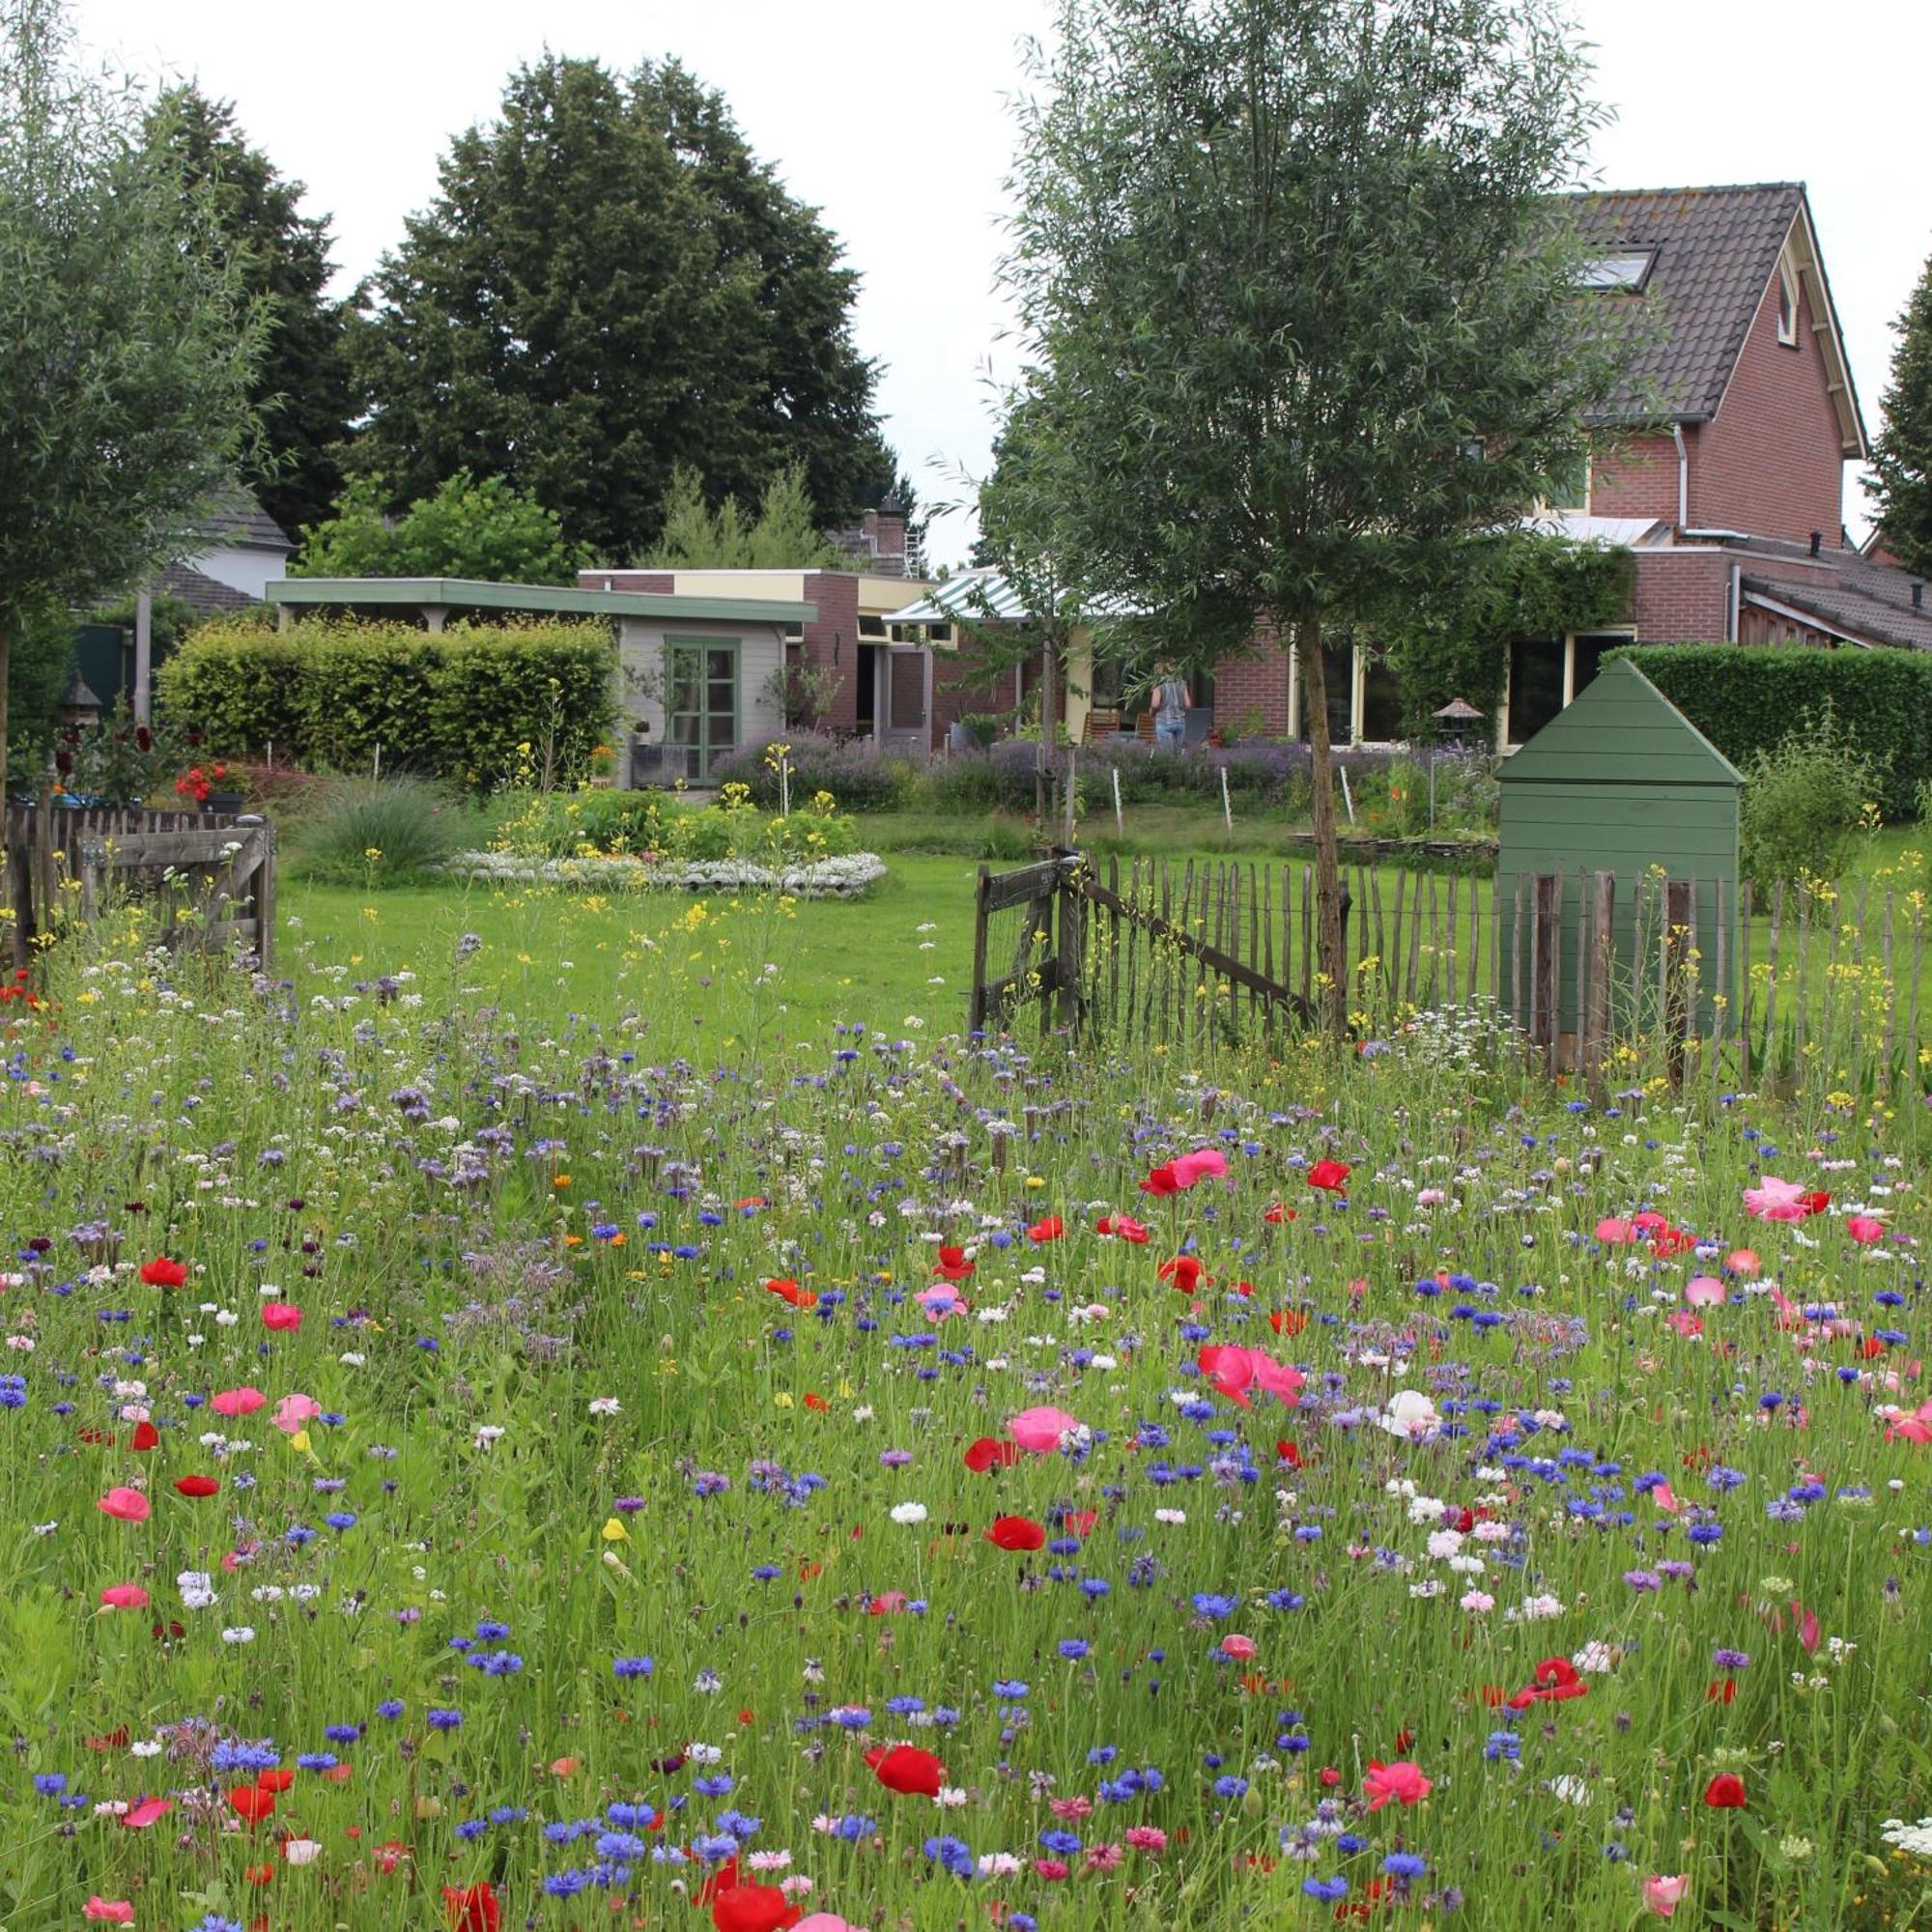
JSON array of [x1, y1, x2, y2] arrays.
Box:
[[443, 849, 887, 898]]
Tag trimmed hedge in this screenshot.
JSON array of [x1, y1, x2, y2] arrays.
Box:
[[156, 618, 617, 791], [1614, 644, 1932, 819]]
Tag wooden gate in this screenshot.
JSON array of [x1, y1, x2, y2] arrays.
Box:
[[5, 805, 277, 968]]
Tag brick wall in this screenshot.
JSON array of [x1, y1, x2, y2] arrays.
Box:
[[1690, 267, 1847, 544], [585, 570, 676, 594], [1212, 633, 1293, 737], [798, 574, 863, 736], [1630, 550, 1731, 641], [1590, 431, 1683, 523]]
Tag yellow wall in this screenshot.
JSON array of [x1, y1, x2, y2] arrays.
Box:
[[669, 570, 807, 604]]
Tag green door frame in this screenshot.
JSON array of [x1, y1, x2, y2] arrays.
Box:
[[666, 636, 740, 781]]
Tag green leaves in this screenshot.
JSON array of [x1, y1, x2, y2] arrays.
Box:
[[295, 471, 589, 585]]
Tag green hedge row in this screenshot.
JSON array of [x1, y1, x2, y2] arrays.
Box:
[[156, 619, 617, 790], [1613, 644, 1932, 818]]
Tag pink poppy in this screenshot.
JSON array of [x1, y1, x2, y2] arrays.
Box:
[[1887, 1401, 1932, 1444], [1595, 1217, 1636, 1244], [1361, 1759, 1432, 1809], [795, 1919, 857, 1932], [866, 1592, 909, 1615], [1744, 1178, 1825, 1222], [210, 1386, 266, 1418], [261, 1301, 302, 1331], [1218, 1634, 1256, 1661], [1171, 1149, 1229, 1188], [1724, 1248, 1760, 1276], [1662, 1311, 1703, 1339], [271, 1393, 322, 1435], [1684, 1276, 1725, 1307], [1650, 1482, 1681, 1513], [122, 1796, 171, 1829], [1096, 1213, 1150, 1243], [97, 1487, 150, 1522], [1249, 1352, 1306, 1406], [1198, 1345, 1255, 1405], [1642, 1875, 1689, 1918], [83, 1902, 134, 1924], [1847, 1214, 1886, 1245], [1009, 1406, 1084, 1453], [99, 1584, 150, 1610]]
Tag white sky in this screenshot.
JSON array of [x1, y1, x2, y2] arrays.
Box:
[[73, 0, 1930, 566]]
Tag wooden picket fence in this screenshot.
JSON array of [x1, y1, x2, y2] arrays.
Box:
[[5, 804, 277, 969], [969, 851, 1927, 1094]]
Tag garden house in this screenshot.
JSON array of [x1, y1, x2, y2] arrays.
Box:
[[267, 577, 815, 784], [1496, 656, 1743, 1046]]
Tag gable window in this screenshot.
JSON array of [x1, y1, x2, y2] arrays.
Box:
[[1577, 249, 1655, 292], [1776, 261, 1800, 347]]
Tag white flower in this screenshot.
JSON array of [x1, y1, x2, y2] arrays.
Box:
[[933, 1785, 969, 1807], [1154, 1508, 1187, 1525], [1378, 1390, 1441, 1441], [283, 1836, 322, 1864], [890, 1501, 928, 1525], [128, 1740, 161, 1759], [1460, 1590, 1494, 1612], [1547, 1775, 1591, 1805], [474, 1425, 505, 1447], [588, 1396, 622, 1416], [221, 1626, 256, 1644]]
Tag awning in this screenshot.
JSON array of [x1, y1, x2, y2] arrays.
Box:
[[883, 566, 1145, 626]]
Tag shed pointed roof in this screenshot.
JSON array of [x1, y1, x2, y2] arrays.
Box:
[[1500, 657, 1743, 787]]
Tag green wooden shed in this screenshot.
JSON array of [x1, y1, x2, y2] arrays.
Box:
[[1496, 656, 1744, 1043]]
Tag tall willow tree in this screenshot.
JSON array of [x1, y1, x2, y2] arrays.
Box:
[[1003, 0, 1628, 1031]]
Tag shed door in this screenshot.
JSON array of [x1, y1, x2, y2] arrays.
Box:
[[668, 638, 739, 781]]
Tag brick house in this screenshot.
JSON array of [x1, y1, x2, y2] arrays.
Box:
[[936, 184, 1927, 752]]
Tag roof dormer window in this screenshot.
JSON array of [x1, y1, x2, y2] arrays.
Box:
[[1577, 249, 1655, 292], [1776, 260, 1800, 347]]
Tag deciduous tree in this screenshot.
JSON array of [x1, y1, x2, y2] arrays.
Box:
[[1871, 247, 1932, 579]]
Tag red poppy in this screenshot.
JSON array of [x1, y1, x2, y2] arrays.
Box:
[[1800, 1190, 1832, 1216], [442, 1884, 502, 1932], [244, 1863, 274, 1886], [1703, 1773, 1747, 1809], [1158, 1255, 1206, 1293], [802, 1392, 828, 1412], [1649, 1225, 1696, 1259], [985, 1515, 1046, 1551], [1706, 1679, 1737, 1703], [1097, 1213, 1150, 1243], [260, 1302, 301, 1331], [1026, 1216, 1065, 1243], [1276, 1439, 1302, 1468], [139, 1257, 187, 1289], [711, 1886, 801, 1932], [86, 1728, 130, 1751], [1140, 1163, 1181, 1196], [932, 1246, 976, 1282], [1507, 1657, 1587, 1709], [229, 1785, 276, 1824], [257, 1769, 295, 1793], [764, 1278, 816, 1309], [867, 1743, 945, 1797], [77, 1427, 114, 1446], [964, 1436, 1020, 1473], [696, 1861, 739, 1909], [1263, 1203, 1297, 1224], [1307, 1159, 1350, 1193], [129, 1420, 159, 1452], [1270, 1309, 1307, 1337], [174, 1474, 220, 1498]]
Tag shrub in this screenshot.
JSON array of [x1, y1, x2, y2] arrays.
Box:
[[294, 779, 479, 885], [495, 782, 859, 866], [1616, 644, 1932, 820], [707, 734, 919, 811], [1738, 713, 1884, 894], [156, 617, 616, 791]]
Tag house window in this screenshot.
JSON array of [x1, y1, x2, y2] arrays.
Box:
[[1505, 638, 1565, 746], [926, 621, 952, 644], [858, 614, 888, 639], [1577, 250, 1656, 292], [1777, 262, 1799, 347], [1360, 648, 1404, 743]]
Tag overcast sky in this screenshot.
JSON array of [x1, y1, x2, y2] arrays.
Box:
[[73, 0, 1929, 565]]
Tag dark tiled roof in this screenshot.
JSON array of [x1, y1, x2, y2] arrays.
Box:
[[1732, 533, 1932, 651], [1568, 184, 1804, 424], [156, 561, 264, 616], [200, 489, 294, 554]]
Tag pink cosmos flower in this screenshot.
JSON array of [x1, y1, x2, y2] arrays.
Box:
[[97, 1487, 149, 1522], [83, 1902, 134, 1924], [1009, 1406, 1084, 1453], [1361, 1759, 1432, 1810], [1685, 1276, 1725, 1307], [1642, 1874, 1689, 1918], [1847, 1214, 1885, 1245], [210, 1385, 266, 1418], [271, 1393, 322, 1435], [99, 1584, 150, 1610]]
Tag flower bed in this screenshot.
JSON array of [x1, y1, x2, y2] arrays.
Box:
[[443, 848, 887, 897]]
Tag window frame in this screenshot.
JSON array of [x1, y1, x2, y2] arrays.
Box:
[[1776, 260, 1800, 348]]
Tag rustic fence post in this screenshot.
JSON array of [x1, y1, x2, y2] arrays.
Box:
[[969, 866, 992, 1036], [1055, 856, 1082, 1032], [1584, 870, 1614, 1091], [1664, 877, 1693, 1089], [1531, 872, 1560, 1072]]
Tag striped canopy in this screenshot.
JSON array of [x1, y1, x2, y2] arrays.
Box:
[[883, 567, 1144, 626]]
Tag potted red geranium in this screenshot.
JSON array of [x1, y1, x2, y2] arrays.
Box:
[[174, 762, 246, 813]]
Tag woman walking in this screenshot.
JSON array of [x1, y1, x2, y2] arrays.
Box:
[[1151, 665, 1190, 752]]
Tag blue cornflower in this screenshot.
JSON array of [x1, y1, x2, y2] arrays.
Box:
[[426, 1708, 463, 1731], [613, 1656, 654, 1679]]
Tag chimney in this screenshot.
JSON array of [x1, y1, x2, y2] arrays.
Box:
[[1809, 530, 1823, 557], [869, 494, 908, 577]]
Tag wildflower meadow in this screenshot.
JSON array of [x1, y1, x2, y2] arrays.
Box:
[[7, 887, 1932, 1932]]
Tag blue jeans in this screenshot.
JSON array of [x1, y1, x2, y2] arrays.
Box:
[[1155, 719, 1185, 752]]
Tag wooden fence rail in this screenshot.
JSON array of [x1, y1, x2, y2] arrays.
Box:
[[968, 850, 1926, 1095]]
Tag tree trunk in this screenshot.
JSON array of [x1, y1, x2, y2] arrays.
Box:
[[1037, 636, 1057, 843], [1293, 608, 1347, 1037]]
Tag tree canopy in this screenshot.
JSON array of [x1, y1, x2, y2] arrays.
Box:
[[1870, 246, 1932, 579], [294, 471, 589, 583], [0, 0, 261, 787], [350, 55, 894, 559], [145, 84, 353, 542], [1001, 0, 1628, 1027], [646, 464, 849, 570]]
